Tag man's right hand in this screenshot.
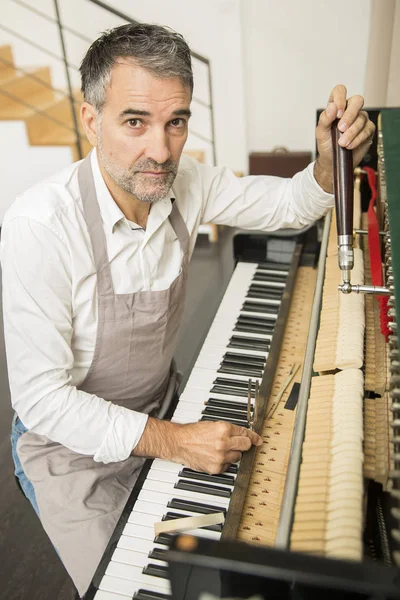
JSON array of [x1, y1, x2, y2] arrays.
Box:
[[132, 417, 263, 474]]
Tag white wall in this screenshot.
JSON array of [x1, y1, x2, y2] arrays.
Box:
[[1, 0, 391, 177], [0, 122, 72, 222], [0, 0, 248, 171], [240, 0, 371, 158]]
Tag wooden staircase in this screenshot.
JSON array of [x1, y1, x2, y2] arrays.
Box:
[[0, 43, 221, 240], [0, 44, 91, 162]]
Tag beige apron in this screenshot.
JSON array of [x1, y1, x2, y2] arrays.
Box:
[[16, 154, 190, 597]]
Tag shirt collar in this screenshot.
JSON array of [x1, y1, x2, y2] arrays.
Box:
[[89, 148, 174, 235]]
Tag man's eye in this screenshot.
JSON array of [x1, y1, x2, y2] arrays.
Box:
[[170, 118, 185, 127], [127, 119, 142, 128]]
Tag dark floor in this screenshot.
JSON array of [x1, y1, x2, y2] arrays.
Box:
[[0, 227, 236, 600]]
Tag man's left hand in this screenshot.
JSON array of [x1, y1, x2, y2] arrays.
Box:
[[314, 84, 376, 193]]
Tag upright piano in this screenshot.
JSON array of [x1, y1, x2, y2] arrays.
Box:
[[85, 108, 400, 600]]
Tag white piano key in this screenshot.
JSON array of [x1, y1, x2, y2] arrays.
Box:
[[194, 353, 266, 373], [137, 489, 227, 512], [240, 310, 277, 320], [112, 547, 166, 569], [200, 341, 268, 359], [128, 511, 162, 528], [172, 415, 200, 424], [116, 534, 165, 555], [208, 324, 272, 341], [176, 389, 209, 405], [99, 574, 167, 597], [140, 480, 230, 507], [129, 505, 203, 527], [105, 563, 171, 592], [150, 460, 237, 482], [106, 562, 171, 593], [94, 590, 130, 600], [123, 521, 220, 541], [134, 500, 170, 515], [146, 468, 233, 490], [190, 390, 248, 403], [172, 400, 204, 414], [172, 411, 247, 426], [196, 343, 267, 365], [152, 459, 184, 472], [186, 368, 261, 393]]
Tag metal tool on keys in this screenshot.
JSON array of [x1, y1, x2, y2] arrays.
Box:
[[247, 378, 261, 431]]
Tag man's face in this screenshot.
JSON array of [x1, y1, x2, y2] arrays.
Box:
[[94, 61, 191, 203]]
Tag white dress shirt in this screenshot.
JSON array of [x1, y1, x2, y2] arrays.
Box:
[[1, 150, 333, 464]]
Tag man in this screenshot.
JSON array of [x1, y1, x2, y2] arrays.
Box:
[[2, 22, 374, 598]]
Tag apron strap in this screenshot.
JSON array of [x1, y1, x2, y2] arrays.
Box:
[[78, 153, 191, 294], [168, 199, 190, 260], [78, 153, 114, 297]]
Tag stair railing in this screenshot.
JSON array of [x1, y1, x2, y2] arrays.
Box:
[[1, 0, 217, 164]]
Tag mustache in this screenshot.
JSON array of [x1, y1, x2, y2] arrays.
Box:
[[131, 159, 177, 173]]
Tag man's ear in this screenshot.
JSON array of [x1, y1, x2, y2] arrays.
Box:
[[80, 102, 99, 146]]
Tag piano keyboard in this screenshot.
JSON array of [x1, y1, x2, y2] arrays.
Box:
[[92, 259, 293, 600]]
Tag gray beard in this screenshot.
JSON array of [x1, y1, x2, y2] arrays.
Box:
[[97, 141, 178, 204]]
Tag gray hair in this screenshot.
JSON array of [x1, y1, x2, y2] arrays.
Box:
[[80, 23, 193, 111]]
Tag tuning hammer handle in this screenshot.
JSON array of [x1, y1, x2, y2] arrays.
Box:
[[331, 119, 354, 238]]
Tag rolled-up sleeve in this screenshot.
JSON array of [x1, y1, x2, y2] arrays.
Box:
[[199, 161, 334, 230], [1, 216, 147, 464]]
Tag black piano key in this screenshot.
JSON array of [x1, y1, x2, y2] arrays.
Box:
[[221, 360, 265, 372], [201, 415, 249, 428], [247, 289, 282, 300], [242, 301, 279, 314], [253, 273, 287, 283], [153, 533, 174, 546], [142, 563, 169, 579], [218, 365, 263, 378], [237, 315, 275, 327], [223, 352, 266, 365], [229, 336, 269, 348], [175, 479, 232, 498], [257, 261, 291, 271], [163, 512, 223, 532], [202, 402, 247, 419], [206, 398, 248, 411], [249, 282, 283, 293], [255, 265, 288, 274], [213, 377, 255, 389], [225, 463, 238, 474], [228, 338, 269, 352], [134, 589, 171, 600], [148, 547, 169, 561], [179, 468, 235, 486], [230, 334, 270, 344], [251, 276, 285, 285], [211, 386, 248, 397], [220, 357, 264, 369], [203, 406, 248, 421], [234, 324, 273, 335], [167, 497, 227, 514]]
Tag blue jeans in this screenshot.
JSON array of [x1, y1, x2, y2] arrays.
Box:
[[10, 412, 40, 517]]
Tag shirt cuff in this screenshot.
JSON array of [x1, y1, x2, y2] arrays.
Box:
[[93, 404, 149, 464]]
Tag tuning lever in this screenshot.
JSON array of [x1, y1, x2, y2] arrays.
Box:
[[331, 119, 354, 284]]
